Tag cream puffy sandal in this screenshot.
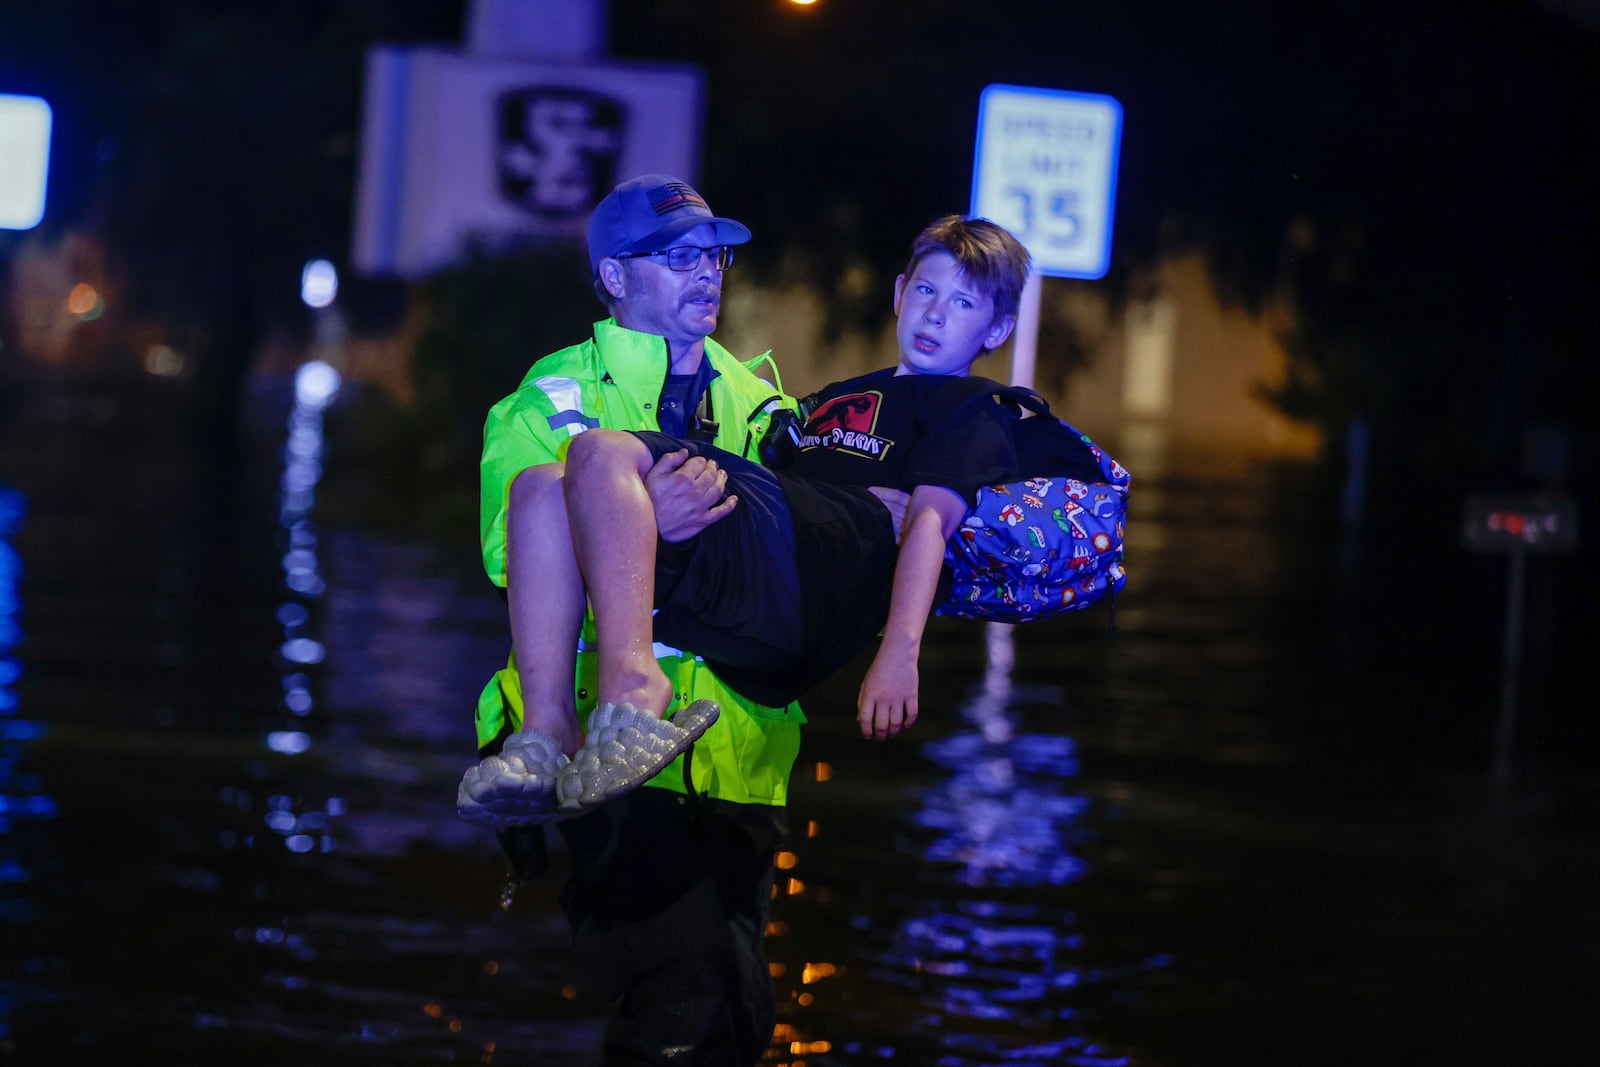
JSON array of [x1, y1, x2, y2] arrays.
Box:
[[556, 700, 720, 815], [456, 727, 571, 827]]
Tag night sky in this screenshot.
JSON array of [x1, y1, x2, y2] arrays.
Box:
[[614, 1, 1600, 302]]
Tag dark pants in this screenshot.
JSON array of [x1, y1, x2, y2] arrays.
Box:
[[632, 430, 805, 678], [556, 788, 787, 1066]]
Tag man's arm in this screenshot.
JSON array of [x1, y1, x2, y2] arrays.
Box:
[[856, 483, 968, 740]]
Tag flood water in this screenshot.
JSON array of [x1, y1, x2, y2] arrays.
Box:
[[1, 368, 1595, 1066]]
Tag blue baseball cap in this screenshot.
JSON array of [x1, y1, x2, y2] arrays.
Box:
[[587, 174, 751, 274]]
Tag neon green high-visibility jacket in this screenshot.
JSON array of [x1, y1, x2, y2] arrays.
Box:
[[476, 318, 805, 806]]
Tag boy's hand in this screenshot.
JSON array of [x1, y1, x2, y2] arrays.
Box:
[[857, 640, 919, 740], [648, 449, 737, 542]]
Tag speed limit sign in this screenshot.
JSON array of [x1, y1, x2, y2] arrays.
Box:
[[970, 84, 1122, 279]]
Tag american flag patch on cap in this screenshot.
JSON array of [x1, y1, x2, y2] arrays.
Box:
[[648, 182, 707, 216]]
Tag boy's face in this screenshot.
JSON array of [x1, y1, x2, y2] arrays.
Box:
[[892, 250, 1016, 377]]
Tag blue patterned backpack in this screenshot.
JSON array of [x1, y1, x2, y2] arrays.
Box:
[[935, 386, 1130, 624]]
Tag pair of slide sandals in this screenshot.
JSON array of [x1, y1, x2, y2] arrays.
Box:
[[456, 699, 719, 828]]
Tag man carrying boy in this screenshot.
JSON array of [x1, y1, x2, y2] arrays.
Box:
[[476, 174, 806, 1065], [464, 214, 1031, 818]]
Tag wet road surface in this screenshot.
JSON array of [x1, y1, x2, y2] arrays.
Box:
[[2, 369, 1595, 1065]]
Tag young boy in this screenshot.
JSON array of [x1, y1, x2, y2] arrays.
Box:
[[460, 216, 1032, 826]]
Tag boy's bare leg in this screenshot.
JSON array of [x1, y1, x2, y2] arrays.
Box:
[[563, 430, 675, 717], [506, 463, 584, 756]]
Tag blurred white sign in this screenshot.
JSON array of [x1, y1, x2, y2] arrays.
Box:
[[0, 94, 52, 231], [352, 47, 703, 277], [971, 84, 1122, 279]]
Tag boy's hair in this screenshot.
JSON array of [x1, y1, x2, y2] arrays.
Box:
[[903, 216, 1032, 320]]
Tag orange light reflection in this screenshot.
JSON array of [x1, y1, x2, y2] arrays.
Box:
[[800, 961, 836, 984]]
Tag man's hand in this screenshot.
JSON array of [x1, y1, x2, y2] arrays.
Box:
[[647, 448, 738, 543], [866, 487, 911, 541]]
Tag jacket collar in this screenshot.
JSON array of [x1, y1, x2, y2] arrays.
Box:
[[593, 317, 742, 390]]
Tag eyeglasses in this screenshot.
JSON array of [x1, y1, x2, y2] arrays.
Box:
[[617, 245, 735, 272]]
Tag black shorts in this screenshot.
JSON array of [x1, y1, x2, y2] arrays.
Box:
[[633, 432, 899, 707], [636, 432, 805, 681]]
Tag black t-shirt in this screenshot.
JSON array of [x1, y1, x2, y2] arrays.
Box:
[[739, 370, 1021, 703], [787, 369, 1018, 501], [656, 360, 716, 440]]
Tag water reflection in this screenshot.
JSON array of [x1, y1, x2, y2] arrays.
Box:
[[249, 361, 344, 854], [770, 626, 1153, 1066], [4, 371, 1589, 1066], [909, 627, 1088, 890], [0, 484, 57, 1052], [201, 366, 598, 1063]]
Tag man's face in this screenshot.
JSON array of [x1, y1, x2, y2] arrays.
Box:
[[609, 223, 727, 349]]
